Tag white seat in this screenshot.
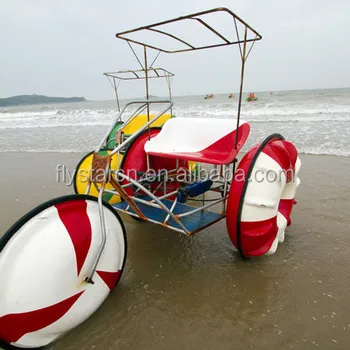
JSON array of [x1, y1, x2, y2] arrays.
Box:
[[144, 117, 250, 165]]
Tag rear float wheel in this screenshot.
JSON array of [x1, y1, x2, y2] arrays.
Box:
[[0, 194, 127, 349], [226, 134, 301, 258]]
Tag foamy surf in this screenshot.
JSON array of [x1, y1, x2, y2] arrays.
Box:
[[1, 89, 349, 157]]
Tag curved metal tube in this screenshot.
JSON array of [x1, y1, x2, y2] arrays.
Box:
[[86, 166, 109, 283], [116, 171, 188, 233]]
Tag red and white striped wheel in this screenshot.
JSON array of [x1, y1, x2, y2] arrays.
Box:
[[226, 134, 301, 258], [0, 195, 127, 349]]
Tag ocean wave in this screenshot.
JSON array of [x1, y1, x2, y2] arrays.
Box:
[[0, 110, 59, 118], [298, 147, 350, 157], [1, 92, 349, 158], [0, 109, 116, 120], [3, 105, 349, 127], [0, 148, 85, 153], [177, 111, 350, 122], [177, 107, 349, 117], [248, 116, 350, 123], [0, 114, 349, 129], [0, 121, 111, 130], [244, 108, 350, 117], [0, 146, 348, 157]]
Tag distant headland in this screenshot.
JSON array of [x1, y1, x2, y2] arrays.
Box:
[[0, 94, 87, 107]]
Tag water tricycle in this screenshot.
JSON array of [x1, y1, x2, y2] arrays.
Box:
[[204, 93, 214, 99], [0, 8, 301, 349], [229, 93, 235, 98], [246, 92, 258, 102]]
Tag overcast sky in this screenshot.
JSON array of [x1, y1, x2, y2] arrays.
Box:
[[1, 0, 350, 100]]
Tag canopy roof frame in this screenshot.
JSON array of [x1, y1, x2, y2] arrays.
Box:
[[114, 7, 262, 145], [104, 68, 174, 81], [104, 68, 175, 112], [115, 7, 262, 53]]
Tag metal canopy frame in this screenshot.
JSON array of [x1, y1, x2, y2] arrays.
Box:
[[104, 68, 174, 80], [116, 7, 262, 53], [114, 7, 262, 147], [104, 68, 175, 112]]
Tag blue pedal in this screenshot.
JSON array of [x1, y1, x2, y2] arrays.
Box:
[[177, 180, 213, 203]]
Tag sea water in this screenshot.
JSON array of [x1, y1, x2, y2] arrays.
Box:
[[0, 88, 349, 156]]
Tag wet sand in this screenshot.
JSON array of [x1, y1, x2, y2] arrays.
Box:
[[1, 153, 350, 349]]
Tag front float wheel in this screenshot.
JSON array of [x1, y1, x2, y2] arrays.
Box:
[[0, 194, 127, 349]]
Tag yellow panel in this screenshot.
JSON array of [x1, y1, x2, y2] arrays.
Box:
[[74, 150, 123, 204], [121, 114, 172, 135]]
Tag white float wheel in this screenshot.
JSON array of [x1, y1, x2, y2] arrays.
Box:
[[226, 134, 300, 259], [0, 194, 127, 349], [238, 133, 284, 259]]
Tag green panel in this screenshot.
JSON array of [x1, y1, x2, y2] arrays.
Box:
[[106, 121, 124, 149]]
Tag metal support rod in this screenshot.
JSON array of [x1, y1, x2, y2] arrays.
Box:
[[96, 99, 172, 154], [222, 165, 229, 214], [245, 36, 257, 61], [113, 77, 121, 112], [149, 50, 161, 69], [144, 45, 151, 141], [234, 26, 248, 149], [151, 190, 178, 202], [110, 177, 146, 219], [109, 101, 173, 156], [86, 166, 109, 283], [132, 196, 164, 209], [166, 75, 173, 115], [177, 197, 225, 218], [233, 17, 243, 59], [96, 102, 145, 152], [118, 103, 147, 133], [167, 78, 172, 100], [116, 171, 189, 233], [127, 41, 144, 69], [164, 197, 178, 223], [119, 212, 187, 234], [85, 181, 92, 195]]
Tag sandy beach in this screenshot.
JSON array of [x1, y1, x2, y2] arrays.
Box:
[[0, 152, 350, 349]]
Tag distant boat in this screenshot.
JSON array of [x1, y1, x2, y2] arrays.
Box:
[[246, 93, 258, 102]]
